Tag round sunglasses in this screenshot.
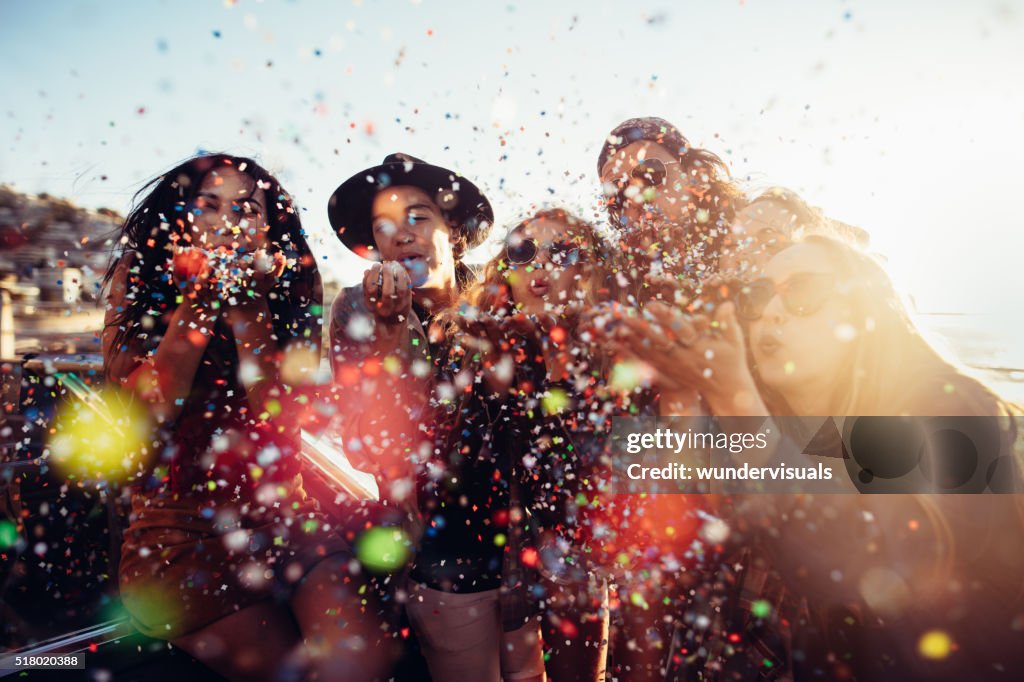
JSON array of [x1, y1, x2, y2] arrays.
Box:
[[628, 158, 679, 187], [607, 159, 681, 215], [736, 272, 839, 321], [505, 234, 585, 266]]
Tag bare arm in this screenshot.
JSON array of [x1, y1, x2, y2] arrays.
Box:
[[102, 253, 220, 426], [224, 298, 290, 421]]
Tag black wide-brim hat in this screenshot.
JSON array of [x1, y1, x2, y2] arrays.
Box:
[[328, 153, 494, 255]]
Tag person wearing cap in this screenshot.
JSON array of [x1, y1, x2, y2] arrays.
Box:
[[326, 155, 546, 682], [593, 120, 748, 681], [596, 116, 745, 306]]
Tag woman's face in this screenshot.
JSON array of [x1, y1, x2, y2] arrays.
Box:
[[506, 217, 589, 316], [371, 185, 456, 288], [747, 243, 857, 397], [189, 167, 270, 252], [600, 141, 701, 229], [719, 199, 795, 278]]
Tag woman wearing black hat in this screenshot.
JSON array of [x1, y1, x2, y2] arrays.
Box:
[[327, 152, 493, 506], [327, 155, 546, 681]]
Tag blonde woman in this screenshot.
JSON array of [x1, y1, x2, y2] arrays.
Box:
[[450, 208, 616, 682], [611, 235, 1024, 679]]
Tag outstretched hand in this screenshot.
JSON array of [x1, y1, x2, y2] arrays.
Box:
[[593, 300, 767, 416]]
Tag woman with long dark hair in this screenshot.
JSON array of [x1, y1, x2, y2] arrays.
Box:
[[103, 153, 389, 681]]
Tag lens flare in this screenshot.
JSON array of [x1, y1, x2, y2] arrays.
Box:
[[918, 630, 953, 660], [120, 582, 184, 636], [280, 343, 320, 385], [47, 386, 153, 482], [0, 520, 18, 548], [356, 526, 411, 573]]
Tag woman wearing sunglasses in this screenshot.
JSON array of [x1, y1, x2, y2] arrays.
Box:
[[617, 235, 1013, 420], [596, 116, 746, 307], [447, 208, 617, 682], [610, 235, 1024, 679]]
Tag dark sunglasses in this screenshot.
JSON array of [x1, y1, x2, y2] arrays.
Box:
[[630, 158, 674, 187], [505, 234, 585, 266], [607, 159, 681, 216], [736, 272, 838, 321]]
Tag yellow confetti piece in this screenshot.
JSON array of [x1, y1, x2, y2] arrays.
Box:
[[918, 630, 953, 660], [265, 399, 282, 417], [542, 388, 569, 415], [610, 360, 651, 392], [383, 355, 402, 375]]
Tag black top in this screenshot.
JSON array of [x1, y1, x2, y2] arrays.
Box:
[[408, 302, 509, 593], [411, 391, 509, 592]]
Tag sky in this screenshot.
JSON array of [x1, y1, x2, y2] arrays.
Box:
[[2, 0, 1023, 326]]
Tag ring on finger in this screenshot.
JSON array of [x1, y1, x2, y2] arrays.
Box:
[[673, 329, 700, 348], [653, 339, 677, 354]]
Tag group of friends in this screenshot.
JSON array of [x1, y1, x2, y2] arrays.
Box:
[[101, 116, 1024, 681]]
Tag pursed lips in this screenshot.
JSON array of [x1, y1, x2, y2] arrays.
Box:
[[756, 332, 782, 356], [528, 276, 550, 297]]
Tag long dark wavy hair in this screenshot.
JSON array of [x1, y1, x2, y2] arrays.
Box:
[[102, 153, 322, 366]]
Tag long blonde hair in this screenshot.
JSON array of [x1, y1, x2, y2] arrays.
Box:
[[439, 208, 615, 388], [759, 235, 1010, 419], [465, 208, 609, 317], [757, 235, 1022, 598]]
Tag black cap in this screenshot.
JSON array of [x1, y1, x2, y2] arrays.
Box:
[[597, 117, 692, 174], [327, 153, 494, 255]]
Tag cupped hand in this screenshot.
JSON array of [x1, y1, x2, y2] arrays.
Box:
[[362, 261, 413, 323], [171, 247, 219, 309], [600, 300, 766, 415], [249, 248, 288, 298]]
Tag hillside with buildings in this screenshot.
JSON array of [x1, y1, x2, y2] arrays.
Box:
[[0, 186, 119, 355]]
